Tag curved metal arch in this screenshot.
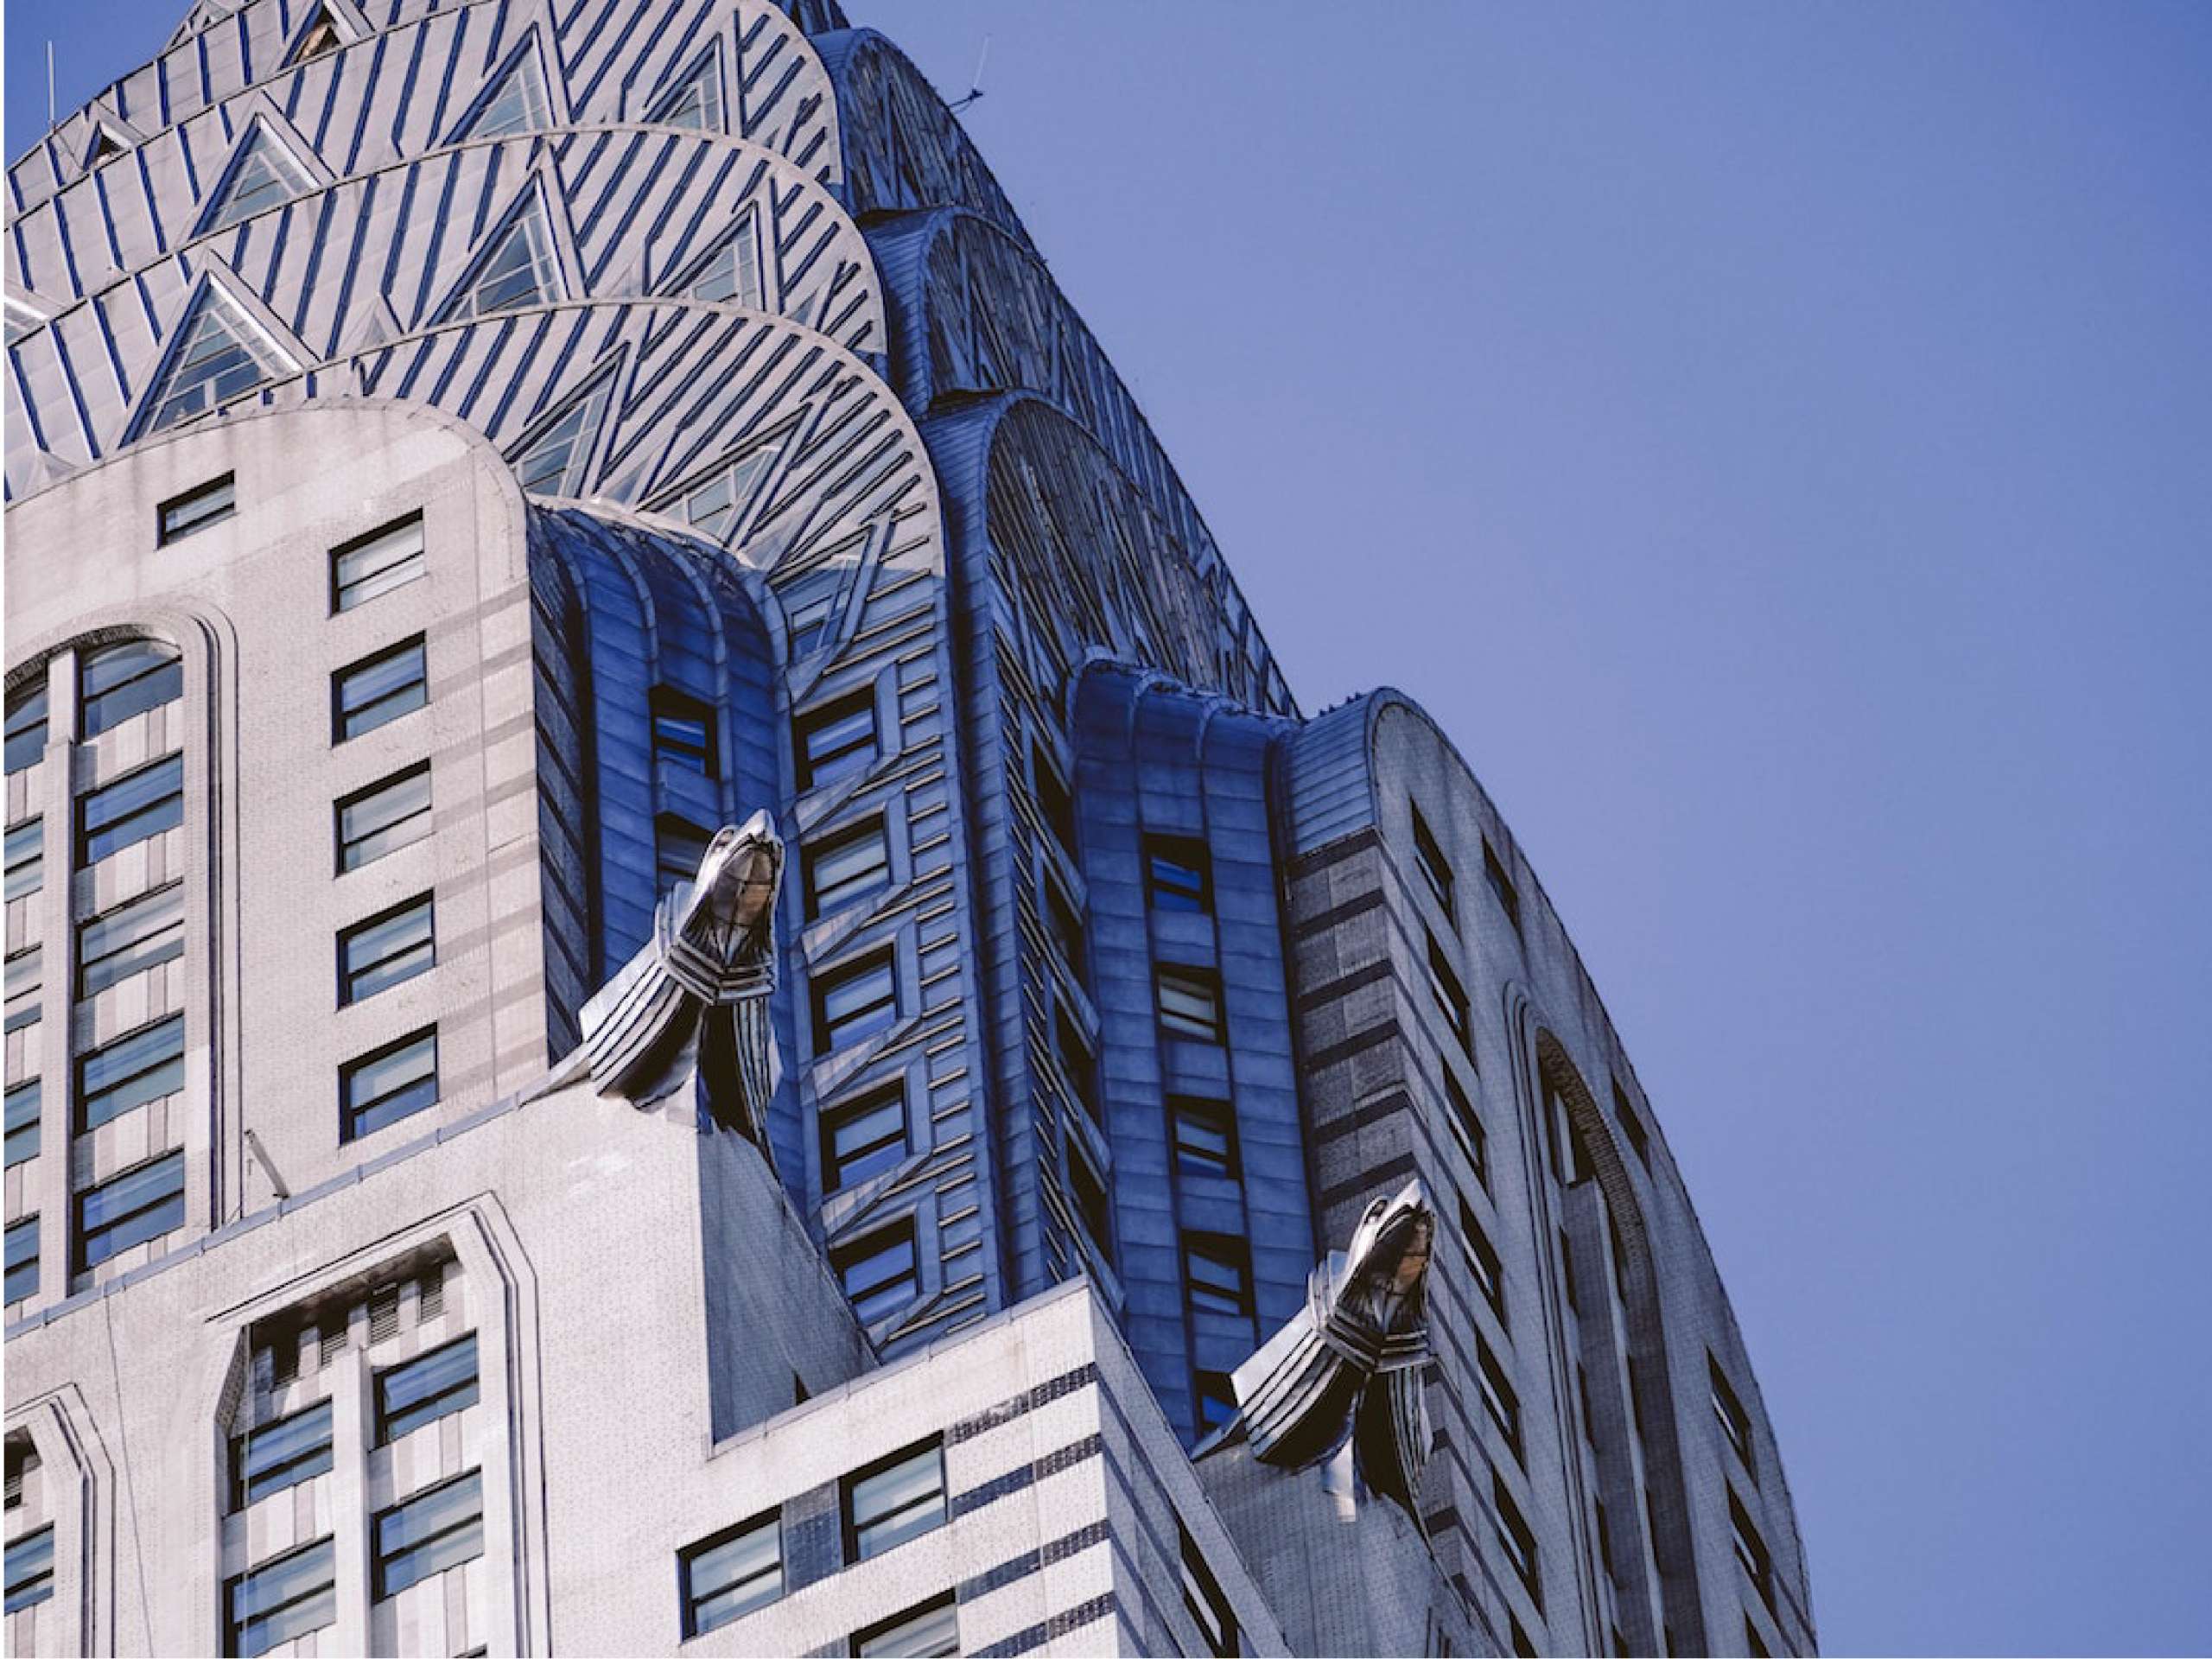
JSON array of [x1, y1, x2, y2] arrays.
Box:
[[869, 207, 1293, 720], [810, 29, 1031, 252], [925, 391, 1286, 715], [8, 0, 841, 217]]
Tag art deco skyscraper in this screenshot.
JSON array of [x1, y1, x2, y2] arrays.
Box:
[[3, 3, 1815, 1655]]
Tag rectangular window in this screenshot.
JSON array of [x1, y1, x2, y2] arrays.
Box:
[[853, 1593, 958, 1657], [5, 1524, 54, 1613], [4, 1440, 33, 1510], [3, 949, 39, 1034], [1070, 1143, 1112, 1262], [1443, 1067, 1487, 1187], [232, 1400, 334, 1509], [680, 1510, 782, 1637], [1459, 1196, 1506, 1326], [1172, 1096, 1239, 1182], [156, 473, 236, 543], [831, 1219, 918, 1325], [1156, 964, 1224, 1042], [336, 763, 432, 873], [331, 513, 426, 612], [1033, 744, 1077, 861], [1710, 1354, 1755, 1474], [1484, 838, 1522, 936], [795, 690, 878, 790], [225, 1536, 334, 1656], [3, 1216, 36, 1306], [842, 1440, 945, 1563], [655, 814, 711, 895], [79, 639, 182, 738], [1477, 1335, 1522, 1462], [3, 819, 40, 902], [649, 685, 717, 778], [3, 683, 47, 774], [1183, 1231, 1253, 1320], [1613, 1079, 1652, 1170], [78, 1013, 186, 1130], [804, 817, 891, 919], [3, 1080, 38, 1169], [78, 882, 185, 997], [77, 1149, 186, 1268], [1411, 802, 1454, 914], [1046, 879, 1088, 989], [372, 1469, 484, 1599], [1179, 1522, 1240, 1656], [1495, 1473, 1541, 1606], [77, 753, 185, 863], [375, 1332, 480, 1443], [1426, 932, 1472, 1057], [821, 1084, 907, 1193], [813, 950, 898, 1054], [1729, 1490, 1774, 1612], [333, 637, 428, 742], [339, 894, 435, 1006], [340, 1027, 438, 1141], [1145, 835, 1211, 913], [1055, 1005, 1098, 1123]]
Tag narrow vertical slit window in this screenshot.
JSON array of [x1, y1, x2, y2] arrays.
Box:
[[1179, 1522, 1240, 1656], [1484, 837, 1522, 936], [1410, 801, 1454, 914]]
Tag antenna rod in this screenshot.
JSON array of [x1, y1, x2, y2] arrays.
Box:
[[48, 41, 58, 130]]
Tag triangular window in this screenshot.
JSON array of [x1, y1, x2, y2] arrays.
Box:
[[84, 126, 130, 169], [683, 209, 763, 309], [772, 532, 868, 659], [198, 127, 313, 234], [511, 376, 613, 497], [285, 9, 346, 65], [452, 44, 550, 143], [439, 197, 562, 322], [647, 54, 723, 132], [137, 289, 288, 435], [676, 439, 782, 543]]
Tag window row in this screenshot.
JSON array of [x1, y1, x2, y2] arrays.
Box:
[[223, 1468, 485, 1656], [232, 1332, 478, 1510], [678, 1440, 949, 1640]]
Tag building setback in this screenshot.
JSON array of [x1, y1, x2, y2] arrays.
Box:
[[2, 3, 1815, 1656]]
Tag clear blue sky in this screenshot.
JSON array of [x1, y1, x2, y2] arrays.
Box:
[[10, 3, 2211, 1653]]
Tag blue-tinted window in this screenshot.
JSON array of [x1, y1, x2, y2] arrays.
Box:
[[225, 1537, 335, 1656], [3, 1217, 36, 1306], [336, 764, 431, 873], [331, 515, 426, 613], [232, 1401, 334, 1509], [3, 683, 47, 773], [77, 1014, 185, 1130], [77, 1151, 185, 1268], [842, 1440, 944, 1562], [854, 1594, 958, 1657], [1145, 836, 1211, 913], [831, 1221, 917, 1325], [4, 1524, 54, 1613], [679, 1510, 781, 1637], [372, 1470, 483, 1599], [813, 951, 898, 1055], [1182, 1232, 1252, 1321], [78, 883, 185, 997], [79, 639, 182, 738], [333, 638, 427, 742], [795, 690, 878, 790], [821, 1084, 906, 1193], [375, 1332, 479, 1444], [3, 820, 39, 903], [156, 472, 236, 542], [338, 895, 435, 1006], [340, 1028, 438, 1141], [1172, 1096, 1238, 1183], [77, 753, 185, 863], [3, 1081, 38, 1169]]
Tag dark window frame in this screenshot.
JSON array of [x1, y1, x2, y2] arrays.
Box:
[[649, 684, 718, 779], [803, 816, 892, 920], [812, 949, 899, 1056], [1182, 1230, 1254, 1321], [830, 1217, 919, 1325], [820, 1082, 909, 1194], [231, 1399, 335, 1510], [156, 473, 236, 544], [76, 752, 185, 864], [851, 1592, 958, 1658], [75, 1148, 186, 1269], [337, 893, 436, 1007], [794, 689, 880, 791], [339, 1026, 439, 1142], [331, 635, 429, 744], [1484, 837, 1523, 936], [679, 1508, 784, 1637], [77, 1013, 186, 1131], [1410, 800, 1455, 915], [371, 1468, 485, 1600], [1171, 1096, 1241, 1184], [373, 1332, 480, 1445], [335, 762, 432, 874], [330, 512, 427, 613], [841, 1437, 946, 1565], [78, 638, 184, 739], [1156, 963, 1225, 1043]]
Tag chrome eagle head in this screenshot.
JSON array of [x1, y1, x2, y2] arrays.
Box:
[[1341, 1179, 1433, 1338], [675, 809, 783, 964]]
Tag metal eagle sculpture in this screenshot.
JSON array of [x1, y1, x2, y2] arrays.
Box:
[[554, 810, 785, 1165], [1210, 1179, 1437, 1522]]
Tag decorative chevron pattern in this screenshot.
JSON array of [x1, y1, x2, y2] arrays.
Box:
[[7, 0, 838, 216]]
